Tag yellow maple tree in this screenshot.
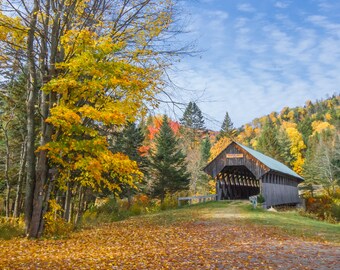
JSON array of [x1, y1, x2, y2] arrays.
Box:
[[311, 120, 335, 135], [281, 122, 306, 174], [38, 26, 168, 192]]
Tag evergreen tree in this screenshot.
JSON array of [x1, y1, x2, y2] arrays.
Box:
[[297, 118, 313, 144], [112, 122, 149, 203], [180, 102, 205, 130], [197, 136, 212, 194], [256, 120, 282, 161], [302, 139, 320, 196], [218, 111, 235, 139], [277, 129, 293, 166], [200, 137, 211, 163], [150, 115, 189, 201], [114, 122, 146, 167]]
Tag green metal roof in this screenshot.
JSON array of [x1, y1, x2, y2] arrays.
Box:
[[235, 142, 303, 180]]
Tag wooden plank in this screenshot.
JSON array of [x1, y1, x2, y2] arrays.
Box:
[[226, 175, 232, 199]]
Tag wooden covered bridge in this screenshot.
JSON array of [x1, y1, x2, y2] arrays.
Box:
[[204, 141, 303, 207]]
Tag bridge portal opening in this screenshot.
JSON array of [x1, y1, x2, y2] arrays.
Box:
[[216, 165, 260, 200]]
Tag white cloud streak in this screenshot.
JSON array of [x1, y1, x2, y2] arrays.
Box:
[[164, 1, 340, 129]]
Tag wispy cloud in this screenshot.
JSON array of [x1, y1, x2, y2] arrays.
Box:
[[275, 1, 290, 9], [166, 1, 340, 129], [237, 3, 256, 13], [307, 15, 340, 37]]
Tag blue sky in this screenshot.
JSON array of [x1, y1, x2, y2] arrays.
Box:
[[161, 0, 340, 130]]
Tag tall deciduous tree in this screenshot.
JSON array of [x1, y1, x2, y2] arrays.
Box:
[[150, 115, 189, 201], [0, 0, 189, 238]]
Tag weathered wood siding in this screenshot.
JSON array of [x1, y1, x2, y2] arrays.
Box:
[[261, 173, 300, 207], [204, 143, 269, 179], [262, 183, 300, 206]]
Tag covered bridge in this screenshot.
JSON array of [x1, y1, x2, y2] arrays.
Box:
[[204, 141, 303, 207]]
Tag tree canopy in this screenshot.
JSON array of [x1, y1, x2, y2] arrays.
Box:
[[0, 0, 189, 238]]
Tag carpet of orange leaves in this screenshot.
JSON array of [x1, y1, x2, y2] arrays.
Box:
[[0, 213, 339, 269]]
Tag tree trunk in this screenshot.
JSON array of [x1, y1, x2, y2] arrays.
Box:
[[25, 0, 39, 236], [75, 186, 85, 225], [37, 172, 55, 237], [27, 0, 58, 238], [4, 127, 11, 218], [127, 189, 132, 208], [64, 182, 72, 222], [13, 138, 27, 218]]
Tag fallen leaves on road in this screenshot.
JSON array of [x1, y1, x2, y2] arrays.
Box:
[[0, 215, 339, 269]]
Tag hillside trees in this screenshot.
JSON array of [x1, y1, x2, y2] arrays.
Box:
[[234, 95, 340, 194], [255, 120, 282, 161], [303, 131, 340, 195], [150, 115, 189, 201], [0, 0, 189, 237]]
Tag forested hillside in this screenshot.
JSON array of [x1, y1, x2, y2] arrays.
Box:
[[237, 95, 339, 182], [212, 95, 340, 174]]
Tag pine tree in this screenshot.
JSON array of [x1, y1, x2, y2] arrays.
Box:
[[180, 102, 205, 130], [303, 132, 340, 196], [277, 129, 293, 166], [150, 115, 189, 201], [196, 136, 212, 194], [218, 111, 235, 139], [112, 122, 149, 203], [256, 120, 282, 161], [200, 137, 211, 163], [114, 122, 146, 167]]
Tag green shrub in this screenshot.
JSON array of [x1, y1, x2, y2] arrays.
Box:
[[0, 217, 24, 240], [160, 193, 178, 210], [331, 201, 340, 222], [129, 204, 143, 215], [257, 194, 265, 203]]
